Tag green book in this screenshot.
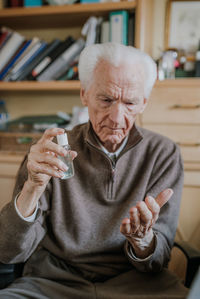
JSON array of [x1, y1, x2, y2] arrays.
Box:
[[109, 10, 129, 46]]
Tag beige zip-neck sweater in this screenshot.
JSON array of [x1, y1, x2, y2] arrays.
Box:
[[0, 122, 184, 280]]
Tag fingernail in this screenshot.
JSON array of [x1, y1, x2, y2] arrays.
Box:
[[147, 195, 154, 202], [164, 189, 173, 196]]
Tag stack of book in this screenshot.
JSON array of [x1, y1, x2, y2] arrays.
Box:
[[0, 27, 85, 81], [0, 10, 135, 81]]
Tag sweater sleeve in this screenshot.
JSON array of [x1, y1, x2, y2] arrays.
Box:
[[124, 140, 184, 272], [0, 155, 51, 264]]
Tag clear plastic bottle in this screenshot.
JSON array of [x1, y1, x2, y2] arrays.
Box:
[[56, 132, 74, 179]]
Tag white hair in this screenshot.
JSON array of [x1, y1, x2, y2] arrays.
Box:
[[78, 42, 157, 99]]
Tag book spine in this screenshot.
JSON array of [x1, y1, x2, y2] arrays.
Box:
[[128, 12, 135, 46], [14, 42, 48, 81], [2, 37, 40, 82], [30, 39, 62, 78], [0, 32, 25, 72], [0, 40, 31, 80], [24, 0, 42, 7], [8, 40, 42, 78], [32, 37, 74, 78], [109, 10, 129, 45], [11, 41, 47, 81], [17, 39, 61, 81], [0, 30, 12, 50], [100, 20, 109, 43], [37, 38, 85, 81]]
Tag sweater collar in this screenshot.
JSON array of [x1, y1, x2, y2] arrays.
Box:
[[85, 121, 143, 154]]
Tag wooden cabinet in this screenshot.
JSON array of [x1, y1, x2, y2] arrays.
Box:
[[141, 79, 200, 165], [140, 79, 200, 249]]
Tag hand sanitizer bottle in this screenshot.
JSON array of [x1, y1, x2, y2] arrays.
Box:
[[56, 132, 74, 179]]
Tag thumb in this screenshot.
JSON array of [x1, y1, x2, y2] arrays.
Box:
[[155, 188, 173, 208]]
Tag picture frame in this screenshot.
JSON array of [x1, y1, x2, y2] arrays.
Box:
[[165, 0, 200, 52]]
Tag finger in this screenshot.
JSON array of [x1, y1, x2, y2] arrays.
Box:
[[136, 201, 152, 231], [31, 140, 67, 157], [155, 188, 174, 208], [69, 150, 78, 160], [145, 196, 160, 225], [120, 218, 131, 236], [27, 160, 64, 179], [39, 128, 65, 143], [129, 207, 140, 233], [29, 152, 68, 172]]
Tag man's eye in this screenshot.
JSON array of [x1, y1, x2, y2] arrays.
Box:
[[126, 102, 134, 106], [103, 99, 112, 103]]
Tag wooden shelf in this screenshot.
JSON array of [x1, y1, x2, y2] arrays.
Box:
[[0, 80, 81, 92], [0, 1, 137, 28], [0, 78, 199, 93], [155, 78, 200, 88]]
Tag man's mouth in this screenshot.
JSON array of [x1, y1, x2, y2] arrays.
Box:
[[106, 127, 123, 130]]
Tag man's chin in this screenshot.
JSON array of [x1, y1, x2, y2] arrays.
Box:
[[104, 134, 124, 145]]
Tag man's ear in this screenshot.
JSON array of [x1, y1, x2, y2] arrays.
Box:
[[80, 87, 88, 106], [139, 98, 148, 114]]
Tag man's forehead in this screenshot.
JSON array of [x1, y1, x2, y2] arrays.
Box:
[[94, 59, 145, 83]]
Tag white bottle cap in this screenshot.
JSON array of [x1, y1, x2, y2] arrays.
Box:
[[57, 133, 68, 146]]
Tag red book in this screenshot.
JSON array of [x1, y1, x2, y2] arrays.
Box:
[[7, 0, 23, 7], [0, 30, 12, 50]]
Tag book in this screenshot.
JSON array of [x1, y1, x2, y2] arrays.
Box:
[[33, 36, 75, 79], [37, 38, 85, 81], [109, 10, 129, 45], [0, 30, 12, 50], [10, 41, 48, 81], [81, 17, 99, 47], [95, 17, 103, 44], [24, 0, 42, 6], [0, 40, 31, 80], [57, 56, 79, 81], [6, 0, 23, 6], [128, 12, 135, 46], [100, 20, 109, 43], [16, 39, 61, 81], [3, 37, 40, 81], [0, 31, 25, 72]]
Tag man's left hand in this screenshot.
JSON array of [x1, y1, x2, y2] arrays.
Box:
[[120, 188, 173, 258]]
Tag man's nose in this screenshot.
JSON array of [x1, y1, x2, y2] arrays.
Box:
[[108, 103, 124, 125]]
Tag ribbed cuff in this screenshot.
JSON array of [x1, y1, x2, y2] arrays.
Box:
[[14, 192, 38, 222]]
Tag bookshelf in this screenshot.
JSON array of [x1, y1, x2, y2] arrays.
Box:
[[0, 0, 153, 96]]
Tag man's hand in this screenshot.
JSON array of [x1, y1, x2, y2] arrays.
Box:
[[120, 188, 174, 258], [27, 127, 77, 187], [16, 128, 77, 218]]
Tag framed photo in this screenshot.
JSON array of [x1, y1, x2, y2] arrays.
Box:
[[165, 0, 200, 52]]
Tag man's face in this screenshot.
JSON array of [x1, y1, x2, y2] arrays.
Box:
[[81, 60, 147, 151]]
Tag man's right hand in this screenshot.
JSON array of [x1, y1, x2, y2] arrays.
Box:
[[16, 128, 77, 218], [27, 128, 77, 187]]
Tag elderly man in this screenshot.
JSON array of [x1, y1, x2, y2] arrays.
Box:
[[0, 43, 187, 298]]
